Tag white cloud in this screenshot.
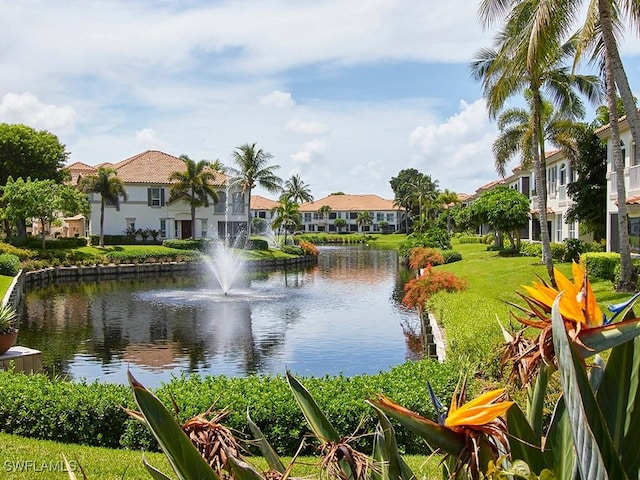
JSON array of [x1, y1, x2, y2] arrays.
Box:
[[284, 118, 330, 135], [0, 92, 76, 134], [291, 139, 329, 164], [410, 99, 499, 194], [135, 128, 168, 150], [259, 91, 295, 108]]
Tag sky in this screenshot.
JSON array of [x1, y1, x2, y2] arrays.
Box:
[[0, 1, 639, 201]]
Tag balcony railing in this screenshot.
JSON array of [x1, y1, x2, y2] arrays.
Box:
[[631, 165, 640, 191]]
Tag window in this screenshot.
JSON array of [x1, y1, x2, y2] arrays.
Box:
[[214, 191, 226, 213], [304, 213, 312, 222], [633, 143, 638, 166], [258, 211, 266, 219], [349, 212, 357, 219], [556, 221, 562, 242], [376, 212, 384, 222], [232, 192, 244, 214], [126, 219, 136, 231], [147, 188, 165, 207], [559, 163, 566, 185], [160, 220, 167, 238], [621, 141, 627, 166], [568, 220, 576, 239], [386, 213, 394, 222]]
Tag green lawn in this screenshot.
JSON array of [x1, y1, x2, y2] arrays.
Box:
[[0, 432, 442, 479]]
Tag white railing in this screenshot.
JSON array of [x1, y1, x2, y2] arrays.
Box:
[[630, 165, 640, 191]]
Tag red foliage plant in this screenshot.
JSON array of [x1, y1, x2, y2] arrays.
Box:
[[408, 247, 444, 270], [299, 240, 319, 256], [402, 266, 467, 310]]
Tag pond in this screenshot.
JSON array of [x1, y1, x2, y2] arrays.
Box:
[[18, 246, 422, 388]]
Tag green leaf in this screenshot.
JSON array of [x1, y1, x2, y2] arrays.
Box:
[[246, 408, 286, 474], [596, 335, 640, 478], [545, 397, 576, 479], [370, 407, 417, 480], [527, 363, 551, 438], [285, 371, 340, 443], [579, 318, 640, 356], [366, 397, 465, 457], [127, 370, 220, 480], [226, 456, 266, 480], [506, 402, 547, 474], [143, 454, 173, 480], [551, 295, 628, 480]]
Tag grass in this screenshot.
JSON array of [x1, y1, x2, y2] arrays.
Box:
[[0, 432, 442, 479]]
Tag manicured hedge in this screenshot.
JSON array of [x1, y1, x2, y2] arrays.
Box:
[[0, 359, 466, 455], [0, 254, 20, 276], [162, 239, 213, 251], [582, 252, 620, 281]]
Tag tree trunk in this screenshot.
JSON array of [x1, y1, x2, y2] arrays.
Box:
[[16, 218, 27, 243], [600, 14, 637, 291], [99, 201, 105, 248], [601, 0, 640, 170], [532, 88, 555, 286]]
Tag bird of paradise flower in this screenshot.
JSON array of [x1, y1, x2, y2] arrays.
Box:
[[369, 379, 513, 480], [501, 261, 640, 385]]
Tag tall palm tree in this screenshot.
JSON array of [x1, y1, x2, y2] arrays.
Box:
[[473, 0, 600, 285], [228, 143, 283, 238], [356, 210, 372, 235], [79, 166, 128, 248], [270, 197, 301, 245], [437, 188, 461, 234], [282, 174, 313, 204], [317, 205, 332, 226], [574, 0, 640, 290], [168, 155, 220, 239]]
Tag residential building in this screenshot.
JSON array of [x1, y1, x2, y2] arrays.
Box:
[[298, 194, 402, 233], [66, 150, 247, 240], [596, 112, 640, 252], [250, 195, 280, 234]]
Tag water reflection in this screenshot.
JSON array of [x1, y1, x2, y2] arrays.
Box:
[[20, 246, 422, 387]]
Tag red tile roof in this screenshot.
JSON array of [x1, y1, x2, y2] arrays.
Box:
[[251, 195, 280, 210], [299, 194, 397, 212], [65, 150, 227, 186]]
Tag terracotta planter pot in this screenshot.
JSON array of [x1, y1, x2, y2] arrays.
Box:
[[0, 330, 18, 355]]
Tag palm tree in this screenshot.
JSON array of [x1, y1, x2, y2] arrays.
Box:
[[282, 174, 313, 204], [437, 188, 461, 234], [473, 0, 600, 285], [356, 210, 372, 235], [406, 174, 440, 233], [317, 205, 332, 226], [574, 0, 640, 290], [79, 166, 128, 248], [270, 197, 301, 245], [228, 143, 283, 238], [168, 155, 220, 239]]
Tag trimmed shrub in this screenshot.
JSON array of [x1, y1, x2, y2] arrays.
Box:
[[0, 242, 34, 260], [563, 238, 586, 263], [457, 236, 483, 244], [549, 242, 567, 261], [162, 239, 212, 252], [0, 360, 466, 455], [519, 242, 542, 257], [0, 254, 20, 276], [90, 235, 137, 246], [440, 250, 462, 264], [613, 259, 640, 290], [247, 238, 269, 251], [280, 245, 304, 256], [582, 252, 620, 281]]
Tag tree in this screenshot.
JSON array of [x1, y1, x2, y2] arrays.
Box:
[[1, 177, 90, 249], [405, 174, 440, 233], [168, 155, 220, 239], [270, 197, 301, 246], [282, 174, 313, 204], [473, 1, 600, 285], [317, 205, 332, 226], [436, 188, 460, 233], [471, 185, 530, 250], [334, 217, 347, 233], [565, 123, 607, 240], [79, 167, 128, 248], [356, 210, 372, 234], [228, 143, 283, 239], [0, 123, 70, 240], [390, 168, 421, 233]]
